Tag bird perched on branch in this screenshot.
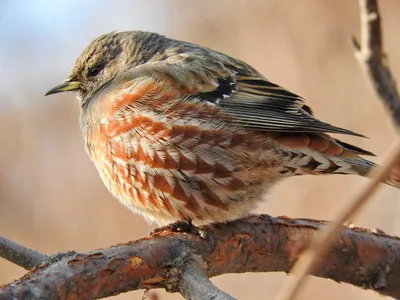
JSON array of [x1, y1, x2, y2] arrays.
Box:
[[45, 31, 399, 226]]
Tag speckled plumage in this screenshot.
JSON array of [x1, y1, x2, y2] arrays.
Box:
[[46, 30, 400, 225]]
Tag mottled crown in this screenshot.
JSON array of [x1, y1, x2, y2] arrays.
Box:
[[69, 31, 171, 101]]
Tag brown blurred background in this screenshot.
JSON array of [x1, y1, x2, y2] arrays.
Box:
[[1, 0, 399, 299]]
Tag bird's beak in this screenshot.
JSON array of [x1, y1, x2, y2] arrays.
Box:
[[45, 79, 80, 96]]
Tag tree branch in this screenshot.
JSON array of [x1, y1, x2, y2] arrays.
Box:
[[353, 0, 400, 128], [0, 236, 47, 270], [1, 215, 400, 299], [179, 259, 236, 300]]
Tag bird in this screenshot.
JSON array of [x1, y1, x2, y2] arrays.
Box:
[[45, 30, 400, 226]]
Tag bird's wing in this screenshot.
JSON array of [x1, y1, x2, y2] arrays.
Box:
[[115, 51, 365, 138], [196, 72, 365, 137]]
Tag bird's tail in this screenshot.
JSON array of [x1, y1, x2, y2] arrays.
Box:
[[279, 138, 400, 188], [339, 157, 400, 188]]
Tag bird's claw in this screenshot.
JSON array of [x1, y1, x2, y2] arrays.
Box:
[[150, 220, 215, 249]]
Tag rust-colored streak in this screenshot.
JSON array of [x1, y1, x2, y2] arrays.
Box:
[[112, 143, 127, 160], [170, 125, 186, 139], [323, 140, 344, 156], [178, 153, 197, 170], [304, 134, 345, 157], [275, 133, 310, 149], [136, 144, 147, 162], [115, 162, 127, 178], [159, 195, 175, 215], [111, 79, 179, 113], [164, 152, 178, 169], [134, 170, 146, 187], [307, 134, 330, 152], [148, 193, 160, 210], [275, 132, 356, 157], [152, 152, 166, 169], [135, 188, 147, 207], [150, 121, 169, 136], [99, 124, 107, 136], [171, 182, 190, 203], [141, 173, 151, 191], [106, 115, 152, 137], [153, 175, 174, 194], [111, 84, 151, 114]]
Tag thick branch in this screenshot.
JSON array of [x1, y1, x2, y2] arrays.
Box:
[[1, 215, 400, 299], [353, 0, 400, 128], [0, 236, 47, 270]]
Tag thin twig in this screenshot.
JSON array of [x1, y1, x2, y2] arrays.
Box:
[[275, 0, 400, 299], [353, 0, 400, 128], [0, 236, 47, 270]]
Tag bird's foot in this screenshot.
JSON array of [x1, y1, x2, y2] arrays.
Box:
[[150, 219, 214, 246], [150, 219, 201, 235]]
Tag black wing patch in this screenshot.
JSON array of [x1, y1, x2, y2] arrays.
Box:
[[194, 73, 365, 138], [196, 77, 238, 104]]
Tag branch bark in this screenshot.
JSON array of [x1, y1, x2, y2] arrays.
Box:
[[179, 259, 236, 300], [1, 215, 400, 300]]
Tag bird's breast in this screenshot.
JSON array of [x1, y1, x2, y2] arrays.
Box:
[[79, 79, 282, 223]]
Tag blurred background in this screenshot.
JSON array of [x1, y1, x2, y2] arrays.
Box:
[[1, 0, 399, 299]]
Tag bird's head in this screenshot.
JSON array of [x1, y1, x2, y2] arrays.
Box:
[[45, 31, 168, 103]]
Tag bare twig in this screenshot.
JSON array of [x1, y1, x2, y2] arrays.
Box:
[[275, 1, 400, 299], [0, 236, 47, 270], [353, 0, 400, 128], [1, 215, 400, 299]]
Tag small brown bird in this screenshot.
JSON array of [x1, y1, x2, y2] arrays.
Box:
[[46, 31, 399, 225]]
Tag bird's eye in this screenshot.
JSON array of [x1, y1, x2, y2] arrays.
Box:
[[88, 62, 106, 77]]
